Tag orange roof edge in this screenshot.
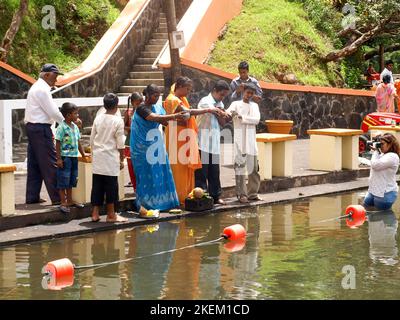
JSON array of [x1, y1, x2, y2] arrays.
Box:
[[180, 58, 375, 97], [0, 61, 36, 84]]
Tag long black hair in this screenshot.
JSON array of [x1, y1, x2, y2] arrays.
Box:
[[127, 92, 143, 113]]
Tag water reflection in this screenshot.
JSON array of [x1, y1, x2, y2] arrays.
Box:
[[368, 210, 398, 265], [1, 191, 400, 299]]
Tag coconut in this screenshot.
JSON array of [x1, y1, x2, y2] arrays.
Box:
[[193, 187, 204, 199]]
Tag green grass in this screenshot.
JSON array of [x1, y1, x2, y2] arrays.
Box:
[[0, 0, 121, 77], [208, 0, 339, 87]]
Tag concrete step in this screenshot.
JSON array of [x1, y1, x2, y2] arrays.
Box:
[[124, 78, 164, 86], [152, 33, 168, 40], [137, 57, 156, 64], [156, 27, 168, 33], [132, 64, 154, 71], [158, 22, 167, 29], [119, 85, 165, 93], [148, 39, 167, 45], [159, 13, 166, 19], [145, 44, 165, 51], [141, 51, 160, 58], [129, 71, 164, 79]]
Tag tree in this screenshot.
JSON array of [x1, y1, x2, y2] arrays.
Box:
[[0, 0, 29, 63], [323, 0, 400, 62]]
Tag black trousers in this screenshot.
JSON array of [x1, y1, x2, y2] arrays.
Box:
[[91, 174, 119, 206], [195, 151, 222, 201], [25, 123, 60, 203]]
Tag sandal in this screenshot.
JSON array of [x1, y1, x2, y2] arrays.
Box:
[[59, 205, 70, 214], [249, 195, 262, 201]]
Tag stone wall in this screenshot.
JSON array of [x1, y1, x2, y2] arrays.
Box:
[[54, 0, 163, 98], [0, 68, 32, 100], [179, 65, 376, 138]]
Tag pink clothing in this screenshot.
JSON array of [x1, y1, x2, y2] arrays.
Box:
[[375, 83, 396, 113]]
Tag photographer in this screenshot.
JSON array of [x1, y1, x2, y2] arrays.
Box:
[[364, 133, 400, 210]]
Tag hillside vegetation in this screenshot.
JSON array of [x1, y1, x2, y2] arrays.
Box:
[[0, 0, 121, 77], [207, 0, 342, 87]]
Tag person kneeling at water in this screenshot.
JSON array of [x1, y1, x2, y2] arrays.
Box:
[[364, 133, 400, 210]]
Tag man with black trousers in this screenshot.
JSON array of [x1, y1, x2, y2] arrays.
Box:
[[24, 64, 64, 205], [195, 80, 230, 205]]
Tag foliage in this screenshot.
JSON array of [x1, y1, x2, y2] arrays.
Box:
[[289, 0, 342, 48], [208, 0, 340, 87], [0, 0, 121, 77]]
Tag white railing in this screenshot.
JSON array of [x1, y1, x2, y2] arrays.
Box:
[[0, 96, 128, 164]]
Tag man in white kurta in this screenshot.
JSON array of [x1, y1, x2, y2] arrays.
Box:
[[226, 83, 261, 203]]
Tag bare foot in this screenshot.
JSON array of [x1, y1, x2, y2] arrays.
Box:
[[106, 213, 128, 223], [91, 212, 100, 222], [239, 196, 249, 204]]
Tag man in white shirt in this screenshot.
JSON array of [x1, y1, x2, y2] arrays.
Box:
[[195, 80, 230, 205], [24, 64, 64, 205], [380, 60, 394, 84], [226, 83, 261, 203]]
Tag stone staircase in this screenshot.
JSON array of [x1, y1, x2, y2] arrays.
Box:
[[118, 12, 168, 96]]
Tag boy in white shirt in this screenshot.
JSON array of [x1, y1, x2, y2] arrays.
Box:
[[90, 93, 128, 223], [227, 83, 261, 203]]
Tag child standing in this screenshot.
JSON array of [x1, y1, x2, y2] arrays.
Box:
[[124, 92, 143, 189], [55, 103, 87, 214], [90, 93, 128, 223], [227, 83, 261, 203]]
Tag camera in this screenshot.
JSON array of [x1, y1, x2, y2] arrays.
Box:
[[366, 136, 382, 150]]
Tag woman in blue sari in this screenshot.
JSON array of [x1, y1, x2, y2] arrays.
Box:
[[130, 84, 186, 211]]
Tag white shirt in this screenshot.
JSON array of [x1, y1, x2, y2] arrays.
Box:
[[24, 78, 64, 124], [90, 113, 126, 176], [196, 93, 224, 155], [226, 100, 260, 156], [96, 106, 122, 118], [380, 68, 394, 84], [368, 151, 399, 197]]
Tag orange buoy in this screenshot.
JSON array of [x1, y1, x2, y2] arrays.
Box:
[[42, 272, 74, 291], [222, 224, 246, 240], [345, 205, 366, 220], [224, 238, 246, 253], [42, 258, 75, 279], [346, 214, 366, 229]]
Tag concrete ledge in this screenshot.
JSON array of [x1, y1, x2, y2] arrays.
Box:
[[0, 167, 371, 234], [0, 175, 379, 248]]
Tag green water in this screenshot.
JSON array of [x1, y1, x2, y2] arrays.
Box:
[[1, 191, 400, 300]]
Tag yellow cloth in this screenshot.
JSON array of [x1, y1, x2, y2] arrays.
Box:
[[164, 91, 202, 204]]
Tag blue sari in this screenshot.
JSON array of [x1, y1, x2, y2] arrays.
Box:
[[130, 103, 179, 210]]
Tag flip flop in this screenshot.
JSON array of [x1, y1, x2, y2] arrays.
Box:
[[106, 214, 128, 223]]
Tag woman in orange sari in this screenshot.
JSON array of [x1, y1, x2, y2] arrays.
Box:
[[164, 77, 218, 204]]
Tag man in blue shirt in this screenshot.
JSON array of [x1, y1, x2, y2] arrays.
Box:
[[230, 61, 263, 104]]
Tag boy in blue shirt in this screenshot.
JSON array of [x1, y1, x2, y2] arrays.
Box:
[[55, 103, 86, 213]]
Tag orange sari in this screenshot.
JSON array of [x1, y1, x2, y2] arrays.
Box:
[[164, 92, 202, 204]]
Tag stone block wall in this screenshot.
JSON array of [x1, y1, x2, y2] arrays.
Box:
[[54, 0, 164, 98], [179, 64, 376, 138], [0, 68, 32, 100]]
